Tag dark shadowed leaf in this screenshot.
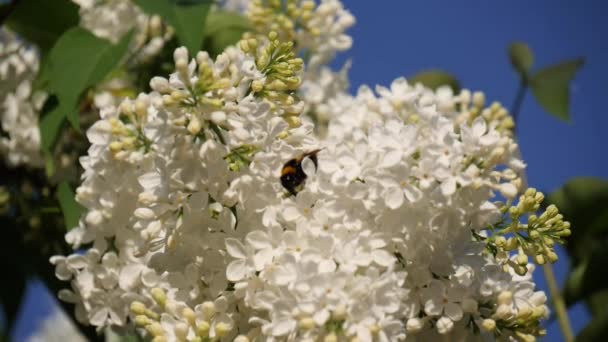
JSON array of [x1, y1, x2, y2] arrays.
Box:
[[409, 70, 460, 92], [44, 27, 133, 130], [4, 0, 79, 54], [134, 0, 211, 53], [575, 307, 608, 342], [56, 182, 84, 231], [508, 42, 534, 79], [547, 177, 608, 309], [586, 290, 608, 317], [563, 247, 608, 307], [105, 326, 144, 342], [530, 58, 584, 121], [39, 95, 63, 154]]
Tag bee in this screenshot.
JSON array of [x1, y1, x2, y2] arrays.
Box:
[[280, 149, 321, 196]]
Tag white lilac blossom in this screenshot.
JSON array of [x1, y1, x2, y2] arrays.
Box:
[[0, 29, 45, 168], [52, 2, 569, 341], [71, 0, 172, 63], [245, 0, 355, 129]]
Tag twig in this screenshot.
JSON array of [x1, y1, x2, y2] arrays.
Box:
[[510, 81, 527, 124], [543, 263, 574, 342]]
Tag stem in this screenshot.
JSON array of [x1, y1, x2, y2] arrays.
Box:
[[510, 81, 527, 124], [543, 263, 574, 342]]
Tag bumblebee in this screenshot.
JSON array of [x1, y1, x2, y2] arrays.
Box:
[[280, 149, 321, 196]]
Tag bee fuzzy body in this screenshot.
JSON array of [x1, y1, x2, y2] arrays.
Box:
[[280, 149, 321, 196]]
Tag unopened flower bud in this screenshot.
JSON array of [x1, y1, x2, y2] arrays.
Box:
[[182, 307, 195, 326], [201, 301, 215, 319], [534, 254, 546, 265], [406, 317, 423, 333], [150, 288, 166, 307], [130, 301, 147, 315], [135, 315, 150, 327], [497, 291, 513, 305], [480, 318, 496, 332], [187, 116, 202, 135], [299, 317, 315, 330], [324, 333, 337, 342], [197, 321, 210, 337], [215, 322, 231, 337], [516, 253, 528, 266], [146, 322, 164, 337], [234, 336, 250, 342]]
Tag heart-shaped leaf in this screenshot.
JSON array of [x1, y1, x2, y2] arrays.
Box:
[[56, 182, 85, 231], [508, 42, 534, 80], [530, 58, 584, 121]]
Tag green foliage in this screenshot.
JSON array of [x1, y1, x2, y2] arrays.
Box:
[[56, 181, 85, 231], [409, 70, 460, 93], [529, 58, 585, 122], [202, 10, 251, 57], [105, 326, 144, 342], [39, 28, 133, 152], [508, 42, 534, 79], [133, 0, 211, 53], [2, 0, 79, 54], [547, 177, 608, 341], [507, 41, 584, 122]]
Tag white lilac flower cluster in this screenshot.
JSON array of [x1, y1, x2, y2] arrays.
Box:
[[0, 30, 45, 168], [245, 0, 355, 126], [71, 0, 172, 63], [52, 1, 569, 342]]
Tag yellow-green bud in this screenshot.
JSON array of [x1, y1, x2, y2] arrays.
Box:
[[197, 321, 210, 337], [497, 291, 513, 305], [215, 322, 231, 337], [150, 288, 167, 307], [201, 301, 215, 319], [182, 307, 195, 326], [146, 322, 164, 337], [130, 301, 147, 315], [480, 318, 496, 332], [516, 253, 528, 266], [534, 254, 546, 265], [324, 333, 337, 342], [134, 315, 150, 327], [299, 317, 315, 330]]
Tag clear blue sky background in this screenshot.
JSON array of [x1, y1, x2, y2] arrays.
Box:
[[10, 1, 608, 341]]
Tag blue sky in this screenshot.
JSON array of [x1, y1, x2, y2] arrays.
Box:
[[10, 1, 608, 341]]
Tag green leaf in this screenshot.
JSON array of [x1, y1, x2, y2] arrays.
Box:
[[547, 177, 608, 309], [563, 247, 608, 307], [105, 326, 144, 342], [576, 306, 608, 342], [508, 42, 534, 79], [44, 27, 133, 131], [202, 10, 251, 57], [56, 182, 84, 231], [409, 70, 460, 93], [134, 0, 211, 53], [4, 0, 79, 54], [529, 58, 584, 121], [548, 177, 608, 260], [586, 290, 608, 317], [39, 95, 63, 153]]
